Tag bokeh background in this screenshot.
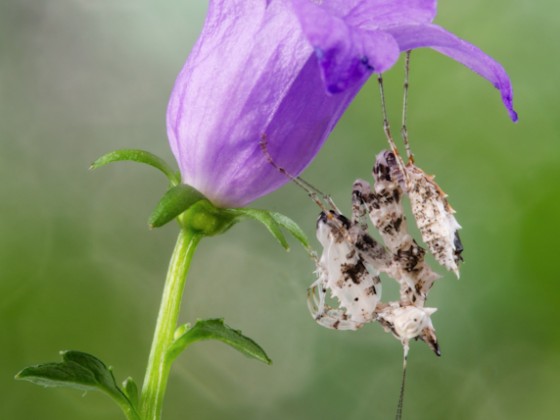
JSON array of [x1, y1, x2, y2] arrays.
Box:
[[1, 1, 558, 419]]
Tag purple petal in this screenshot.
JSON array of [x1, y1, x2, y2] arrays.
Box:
[[387, 24, 518, 121], [291, 0, 437, 29], [342, 0, 437, 28], [222, 56, 363, 206], [167, 0, 365, 207], [167, 0, 267, 166], [290, 0, 401, 93]]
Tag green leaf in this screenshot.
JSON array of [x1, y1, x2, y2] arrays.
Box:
[[149, 184, 207, 228], [16, 350, 120, 393], [16, 351, 139, 420], [122, 377, 139, 410], [227, 208, 289, 250], [267, 211, 310, 249], [227, 208, 310, 251], [90, 149, 180, 185], [168, 319, 272, 365]]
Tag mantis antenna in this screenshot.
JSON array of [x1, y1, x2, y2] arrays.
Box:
[[401, 51, 414, 163], [377, 69, 408, 179], [395, 345, 409, 420]]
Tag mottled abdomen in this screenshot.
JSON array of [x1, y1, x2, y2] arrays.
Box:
[[405, 165, 463, 277], [357, 151, 440, 306], [316, 212, 382, 326], [376, 302, 440, 356]]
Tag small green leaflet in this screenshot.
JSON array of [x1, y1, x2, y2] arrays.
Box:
[[149, 184, 207, 228], [90, 149, 180, 186], [226, 208, 310, 251], [168, 318, 272, 365]]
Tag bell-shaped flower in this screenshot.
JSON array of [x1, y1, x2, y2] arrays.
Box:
[[167, 0, 517, 208]]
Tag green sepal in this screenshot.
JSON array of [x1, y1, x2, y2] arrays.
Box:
[[168, 319, 272, 365], [226, 208, 310, 251], [122, 377, 139, 410], [267, 211, 310, 250], [149, 184, 206, 228], [228, 208, 288, 249], [16, 351, 139, 420], [90, 149, 180, 186]]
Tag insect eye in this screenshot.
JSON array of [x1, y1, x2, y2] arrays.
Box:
[[386, 151, 396, 166], [317, 211, 328, 226]]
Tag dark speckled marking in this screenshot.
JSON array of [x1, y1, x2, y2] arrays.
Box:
[[341, 261, 366, 284], [454, 231, 464, 262], [366, 285, 377, 295], [336, 212, 351, 229]]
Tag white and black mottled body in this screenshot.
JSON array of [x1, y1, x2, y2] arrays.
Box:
[[308, 210, 389, 330], [376, 302, 440, 356], [308, 197, 441, 356], [402, 162, 463, 277], [352, 151, 440, 308], [304, 152, 451, 356]]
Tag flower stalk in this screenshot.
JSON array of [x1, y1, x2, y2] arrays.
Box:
[[139, 228, 202, 420]]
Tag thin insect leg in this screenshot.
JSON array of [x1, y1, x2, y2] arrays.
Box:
[[306, 285, 322, 319], [395, 345, 409, 420], [307, 284, 362, 330], [308, 256, 327, 314], [308, 249, 320, 265], [401, 51, 414, 164], [310, 298, 365, 331], [259, 134, 338, 212], [377, 74, 408, 178], [351, 179, 372, 231], [377, 74, 400, 155], [295, 175, 340, 213]]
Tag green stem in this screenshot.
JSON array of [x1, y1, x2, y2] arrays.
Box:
[[114, 391, 141, 420], [139, 228, 202, 419]]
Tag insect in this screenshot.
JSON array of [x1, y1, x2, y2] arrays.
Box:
[[259, 135, 440, 357]]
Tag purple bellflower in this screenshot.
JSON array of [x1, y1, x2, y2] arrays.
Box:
[[167, 0, 517, 208]]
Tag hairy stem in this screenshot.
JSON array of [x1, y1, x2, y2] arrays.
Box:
[[139, 228, 202, 419]]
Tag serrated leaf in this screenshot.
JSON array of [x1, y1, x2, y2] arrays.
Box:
[[90, 149, 180, 185], [149, 184, 207, 228], [168, 319, 272, 365], [16, 351, 139, 420], [227, 208, 289, 250]]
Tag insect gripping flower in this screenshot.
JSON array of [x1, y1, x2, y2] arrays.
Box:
[[167, 0, 517, 208]]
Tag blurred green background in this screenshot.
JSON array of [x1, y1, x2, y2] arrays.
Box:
[[1, 1, 558, 419]]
